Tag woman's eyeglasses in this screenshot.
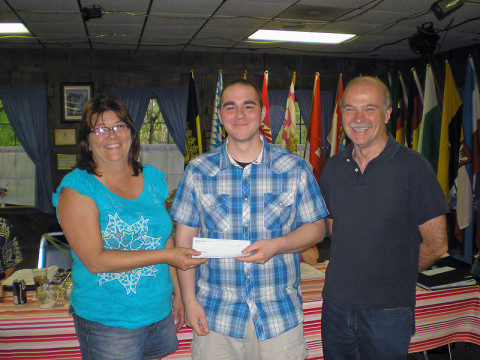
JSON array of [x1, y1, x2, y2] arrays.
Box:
[[91, 124, 129, 136]]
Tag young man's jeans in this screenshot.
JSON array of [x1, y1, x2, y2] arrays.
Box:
[[321, 299, 415, 360]]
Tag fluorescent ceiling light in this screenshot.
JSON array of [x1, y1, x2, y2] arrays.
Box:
[[248, 29, 355, 44], [0, 23, 30, 34]]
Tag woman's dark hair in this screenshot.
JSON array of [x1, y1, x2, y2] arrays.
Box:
[[76, 95, 142, 176]]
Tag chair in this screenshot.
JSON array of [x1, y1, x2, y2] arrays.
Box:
[[37, 232, 72, 269]]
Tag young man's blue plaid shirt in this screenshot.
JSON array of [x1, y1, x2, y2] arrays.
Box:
[[170, 137, 328, 341]]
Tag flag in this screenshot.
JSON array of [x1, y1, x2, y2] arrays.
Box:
[[209, 70, 224, 150], [308, 72, 325, 183], [462, 55, 480, 248], [387, 73, 398, 138], [184, 71, 203, 166], [396, 71, 408, 145], [467, 57, 480, 180], [437, 60, 463, 200], [418, 64, 442, 170], [260, 71, 273, 143], [281, 72, 297, 152], [409, 68, 424, 150], [455, 128, 473, 241], [327, 74, 344, 156]]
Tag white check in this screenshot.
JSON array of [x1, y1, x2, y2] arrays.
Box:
[[192, 237, 251, 258]]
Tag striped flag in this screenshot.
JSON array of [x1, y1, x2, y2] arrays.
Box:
[[462, 56, 480, 247], [418, 64, 442, 170], [260, 71, 273, 143], [327, 74, 344, 156], [396, 72, 408, 145], [209, 70, 224, 150], [308, 72, 325, 183], [410, 68, 424, 151], [281, 72, 297, 152], [437, 60, 462, 200], [184, 71, 203, 166]]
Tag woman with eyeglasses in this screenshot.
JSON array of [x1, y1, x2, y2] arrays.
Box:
[[52, 95, 206, 360]]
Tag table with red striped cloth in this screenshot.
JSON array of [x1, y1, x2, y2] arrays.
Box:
[[1, 263, 479, 359]]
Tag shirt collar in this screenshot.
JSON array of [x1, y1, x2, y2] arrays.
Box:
[[223, 135, 265, 168], [340, 133, 400, 162]]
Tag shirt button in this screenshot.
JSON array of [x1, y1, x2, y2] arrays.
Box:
[[244, 197, 248, 202], [246, 275, 250, 279], [346, 159, 350, 162], [354, 168, 359, 172]]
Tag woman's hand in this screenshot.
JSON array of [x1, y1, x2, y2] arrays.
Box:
[[171, 291, 184, 332], [167, 247, 208, 270]]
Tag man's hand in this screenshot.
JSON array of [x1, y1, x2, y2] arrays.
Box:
[[184, 300, 210, 336], [235, 239, 277, 264]]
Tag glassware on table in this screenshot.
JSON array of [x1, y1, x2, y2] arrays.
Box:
[[32, 268, 48, 288], [36, 283, 57, 309], [62, 275, 73, 304]]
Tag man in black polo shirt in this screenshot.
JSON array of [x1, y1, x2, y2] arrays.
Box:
[[319, 76, 449, 360]]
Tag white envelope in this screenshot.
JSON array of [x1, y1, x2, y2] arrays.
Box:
[[192, 237, 250, 258]]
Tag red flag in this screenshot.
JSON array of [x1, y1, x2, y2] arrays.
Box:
[[406, 68, 423, 149], [260, 71, 273, 143], [327, 74, 344, 156], [463, 56, 480, 249], [308, 72, 324, 182], [411, 68, 424, 151]]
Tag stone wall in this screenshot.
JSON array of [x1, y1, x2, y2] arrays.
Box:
[[0, 48, 408, 187]]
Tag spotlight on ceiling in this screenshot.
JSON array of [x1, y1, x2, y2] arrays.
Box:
[[408, 22, 440, 55], [82, 5, 103, 21], [430, 0, 466, 21]]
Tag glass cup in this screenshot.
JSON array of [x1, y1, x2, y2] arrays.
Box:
[[32, 268, 48, 288], [36, 283, 57, 309]]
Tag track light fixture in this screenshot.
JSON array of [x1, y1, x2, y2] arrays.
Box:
[[430, 0, 466, 21], [408, 22, 440, 55]]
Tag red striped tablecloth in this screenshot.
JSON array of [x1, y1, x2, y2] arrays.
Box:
[[1, 263, 479, 359]]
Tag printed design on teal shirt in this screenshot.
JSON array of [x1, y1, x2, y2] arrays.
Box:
[[97, 213, 162, 295]]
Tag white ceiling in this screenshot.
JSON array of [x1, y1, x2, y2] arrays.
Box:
[[0, 0, 479, 60]]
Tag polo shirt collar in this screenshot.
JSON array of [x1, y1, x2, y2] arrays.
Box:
[[340, 133, 399, 162]]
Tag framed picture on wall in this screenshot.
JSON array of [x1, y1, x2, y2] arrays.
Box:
[[61, 83, 93, 122]]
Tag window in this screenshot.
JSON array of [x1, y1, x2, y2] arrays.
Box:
[[139, 98, 184, 193], [140, 99, 175, 145], [0, 100, 36, 206]]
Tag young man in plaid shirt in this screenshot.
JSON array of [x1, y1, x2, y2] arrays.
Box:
[[170, 79, 328, 360]]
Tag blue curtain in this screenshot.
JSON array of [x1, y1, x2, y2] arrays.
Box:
[[268, 90, 289, 141], [296, 90, 334, 151], [0, 86, 54, 213], [109, 87, 153, 131], [153, 88, 189, 155]]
